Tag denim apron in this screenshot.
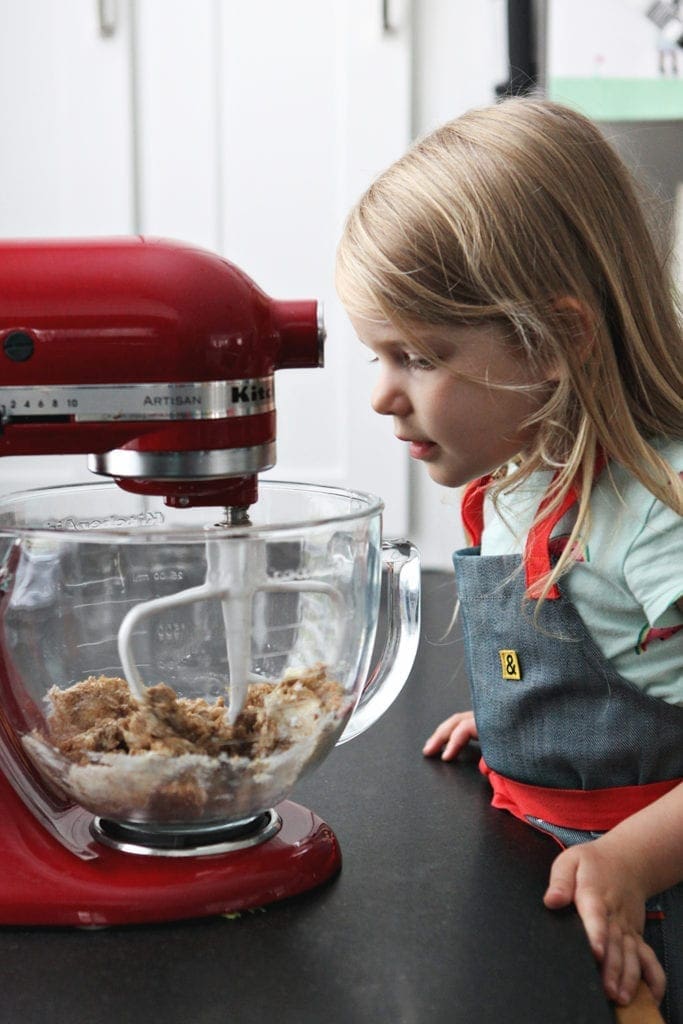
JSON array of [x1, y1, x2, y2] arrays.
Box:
[[453, 474, 683, 1023]]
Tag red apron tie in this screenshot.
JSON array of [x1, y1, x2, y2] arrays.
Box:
[[460, 475, 492, 548], [461, 454, 607, 599], [479, 757, 683, 832]]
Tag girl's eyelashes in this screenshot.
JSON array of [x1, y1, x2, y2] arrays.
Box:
[[364, 350, 436, 370], [402, 352, 436, 370]]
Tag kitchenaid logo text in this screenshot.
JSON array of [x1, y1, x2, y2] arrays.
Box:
[[229, 381, 273, 404], [46, 511, 165, 531], [141, 379, 273, 410]]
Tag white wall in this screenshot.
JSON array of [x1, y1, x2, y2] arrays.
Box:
[[405, 0, 508, 568], [0, 0, 413, 538], [0, 0, 511, 573]]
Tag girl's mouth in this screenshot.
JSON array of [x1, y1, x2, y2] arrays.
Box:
[[407, 440, 437, 460]]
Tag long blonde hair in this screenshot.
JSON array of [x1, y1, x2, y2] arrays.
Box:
[[336, 98, 683, 600]]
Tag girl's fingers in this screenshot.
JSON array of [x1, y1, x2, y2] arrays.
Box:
[[422, 712, 476, 757], [542, 847, 666, 1010], [572, 883, 619, 962], [422, 727, 451, 756], [600, 927, 664, 1008], [440, 719, 477, 760], [613, 932, 640, 1006], [575, 894, 609, 960], [601, 918, 625, 1002], [639, 941, 667, 1005], [543, 851, 579, 912]]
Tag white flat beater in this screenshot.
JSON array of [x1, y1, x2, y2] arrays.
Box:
[[117, 522, 345, 724]]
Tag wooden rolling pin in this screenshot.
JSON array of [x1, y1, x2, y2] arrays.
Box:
[[614, 980, 665, 1023]]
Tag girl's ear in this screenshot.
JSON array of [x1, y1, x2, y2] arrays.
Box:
[[552, 295, 596, 374]]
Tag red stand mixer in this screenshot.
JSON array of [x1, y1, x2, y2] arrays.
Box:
[[0, 236, 321, 509], [0, 238, 420, 926]]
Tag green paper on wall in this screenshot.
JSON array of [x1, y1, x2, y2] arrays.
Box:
[[549, 76, 683, 120]]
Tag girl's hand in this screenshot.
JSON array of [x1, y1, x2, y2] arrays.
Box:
[[422, 710, 478, 760], [543, 839, 666, 1008]]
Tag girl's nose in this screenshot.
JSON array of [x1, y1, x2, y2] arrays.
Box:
[[371, 371, 410, 417]]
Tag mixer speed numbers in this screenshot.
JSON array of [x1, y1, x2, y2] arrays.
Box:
[[0, 379, 276, 424], [0, 392, 77, 421]]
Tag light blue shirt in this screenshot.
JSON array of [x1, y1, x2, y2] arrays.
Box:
[[481, 440, 683, 705]]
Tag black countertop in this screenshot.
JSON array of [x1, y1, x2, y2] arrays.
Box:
[[0, 571, 615, 1024]]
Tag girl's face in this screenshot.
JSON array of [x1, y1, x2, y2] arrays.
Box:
[[349, 314, 551, 488]]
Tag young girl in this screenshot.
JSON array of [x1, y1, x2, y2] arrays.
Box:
[[335, 98, 683, 1020]]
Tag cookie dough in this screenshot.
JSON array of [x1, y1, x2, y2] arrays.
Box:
[[24, 666, 348, 824]]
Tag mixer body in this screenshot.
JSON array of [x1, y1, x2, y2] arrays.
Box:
[[0, 237, 323, 507]]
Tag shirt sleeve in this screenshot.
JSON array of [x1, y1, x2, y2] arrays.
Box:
[[623, 492, 683, 626]]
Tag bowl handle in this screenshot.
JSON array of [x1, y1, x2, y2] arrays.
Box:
[[336, 540, 421, 744]]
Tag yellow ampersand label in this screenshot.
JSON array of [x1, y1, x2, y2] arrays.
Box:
[[499, 650, 521, 680]]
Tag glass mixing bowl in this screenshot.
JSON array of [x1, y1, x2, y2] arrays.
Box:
[[0, 481, 419, 848]]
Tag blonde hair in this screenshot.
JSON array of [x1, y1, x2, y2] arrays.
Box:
[[336, 97, 683, 601]]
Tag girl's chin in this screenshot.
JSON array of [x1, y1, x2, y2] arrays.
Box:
[[423, 463, 464, 489], [424, 458, 492, 490]]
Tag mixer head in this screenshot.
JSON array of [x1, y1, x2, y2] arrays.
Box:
[[0, 237, 324, 508]]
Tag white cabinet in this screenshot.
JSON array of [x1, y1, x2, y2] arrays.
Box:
[[0, 0, 411, 534], [0, 0, 136, 497], [0, 0, 135, 235]]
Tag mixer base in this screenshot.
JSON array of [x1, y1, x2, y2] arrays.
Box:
[[0, 773, 342, 926], [91, 807, 283, 856]]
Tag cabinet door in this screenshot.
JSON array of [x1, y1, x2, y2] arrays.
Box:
[[135, 0, 412, 533], [0, 0, 134, 494], [0, 0, 134, 236], [0, 0, 412, 534]]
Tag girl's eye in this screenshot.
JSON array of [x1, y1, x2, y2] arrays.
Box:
[[402, 352, 435, 370], [363, 350, 435, 370]]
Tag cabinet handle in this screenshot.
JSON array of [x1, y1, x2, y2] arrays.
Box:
[[382, 0, 395, 34], [97, 0, 118, 38]]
